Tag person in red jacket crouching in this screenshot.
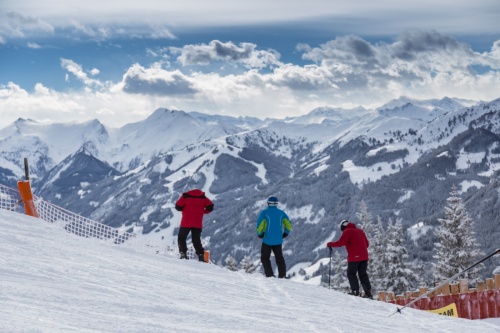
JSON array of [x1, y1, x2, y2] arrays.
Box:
[[327, 220, 373, 299], [175, 188, 214, 262]]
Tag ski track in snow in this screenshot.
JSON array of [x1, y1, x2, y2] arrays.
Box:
[[1, 209, 500, 333]]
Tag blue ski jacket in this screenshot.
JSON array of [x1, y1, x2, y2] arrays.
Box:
[[256, 206, 292, 246]]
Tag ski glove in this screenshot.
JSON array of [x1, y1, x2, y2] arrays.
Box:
[[327, 242, 335, 247], [258, 233, 265, 239], [283, 233, 288, 238]]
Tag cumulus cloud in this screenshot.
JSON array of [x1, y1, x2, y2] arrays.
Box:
[[1, 32, 499, 129], [267, 64, 338, 91], [103, 33, 499, 115], [0, 81, 166, 129], [122, 64, 198, 95], [61, 58, 103, 88], [170, 40, 282, 68], [298, 31, 500, 93]]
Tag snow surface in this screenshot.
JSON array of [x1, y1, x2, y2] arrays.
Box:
[[1, 209, 499, 333]]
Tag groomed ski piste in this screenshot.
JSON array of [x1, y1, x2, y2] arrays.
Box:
[[1, 209, 499, 333]]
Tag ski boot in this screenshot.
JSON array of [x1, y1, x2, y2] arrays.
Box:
[[179, 252, 188, 260], [362, 290, 373, 300], [348, 290, 360, 296]]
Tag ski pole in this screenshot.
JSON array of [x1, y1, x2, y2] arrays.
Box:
[[329, 247, 332, 289], [389, 248, 500, 317]]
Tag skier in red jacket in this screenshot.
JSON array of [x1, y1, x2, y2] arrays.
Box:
[[175, 189, 214, 262], [327, 220, 373, 299]]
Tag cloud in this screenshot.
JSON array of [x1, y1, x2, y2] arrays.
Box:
[[170, 40, 282, 68], [0, 10, 177, 43], [27, 42, 41, 49], [61, 58, 103, 87], [267, 64, 338, 91], [0, 81, 163, 129], [484, 40, 500, 68], [298, 31, 500, 92], [0, 12, 54, 43], [391, 30, 471, 61], [1, 32, 499, 130], [4, 1, 500, 35], [122, 64, 198, 95], [149, 25, 176, 39]]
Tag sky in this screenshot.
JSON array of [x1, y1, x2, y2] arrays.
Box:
[[1, 1, 500, 129], [1, 208, 500, 332]]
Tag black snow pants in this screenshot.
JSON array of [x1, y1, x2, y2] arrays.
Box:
[[261, 243, 286, 278], [347, 260, 371, 293], [178, 227, 204, 255]]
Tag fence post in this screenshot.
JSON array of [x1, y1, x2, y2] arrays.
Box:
[[476, 281, 489, 319], [458, 279, 470, 319], [442, 282, 450, 295], [418, 287, 430, 310], [459, 279, 468, 293], [495, 274, 500, 317], [17, 180, 39, 218], [204, 250, 210, 263], [469, 288, 480, 319], [486, 278, 494, 291]]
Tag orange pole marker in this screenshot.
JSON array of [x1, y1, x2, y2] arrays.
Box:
[[204, 250, 210, 263], [17, 180, 39, 218]]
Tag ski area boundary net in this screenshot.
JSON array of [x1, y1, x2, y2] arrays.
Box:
[[0, 184, 199, 260]]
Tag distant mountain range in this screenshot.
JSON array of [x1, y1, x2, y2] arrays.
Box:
[[1, 96, 499, 283]]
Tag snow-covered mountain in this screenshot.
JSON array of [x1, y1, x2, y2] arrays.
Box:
[[1, 96, 500, 282]]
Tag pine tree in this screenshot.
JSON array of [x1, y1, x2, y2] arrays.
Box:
[[432, 184, 484, 283], [370, 216, 388, 292], [225, 255, 239, 272], [357, 200, 374, 239], [239, 255, 257, 274], [329, 250, 349, 292], [356, 200, 375, 278], [383, 218, 418, 294]]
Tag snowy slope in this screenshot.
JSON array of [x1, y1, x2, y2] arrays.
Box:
[[1, 209, 499, 333]]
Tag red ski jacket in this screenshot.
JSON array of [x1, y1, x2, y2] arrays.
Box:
[[327, 222, 369, 262], [175, 189, 214, 228]]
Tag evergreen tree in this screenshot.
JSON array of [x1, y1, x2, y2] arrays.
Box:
[[239, 255, 257, 274], [370, 216, 388, 292], [329, 250, 349, 292], [432, 184, 484, 283], [357, 200, 374, 239], [383, 218, 418, 294], [356, 200, 375, 277], [225, 255, 239, 271]]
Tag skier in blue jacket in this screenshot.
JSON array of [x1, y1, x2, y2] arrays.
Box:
[[256, 196, 292, 278]]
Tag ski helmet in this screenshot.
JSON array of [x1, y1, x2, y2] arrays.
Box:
[[267, 196, 278, 206], [340, 220, 349, 231]]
